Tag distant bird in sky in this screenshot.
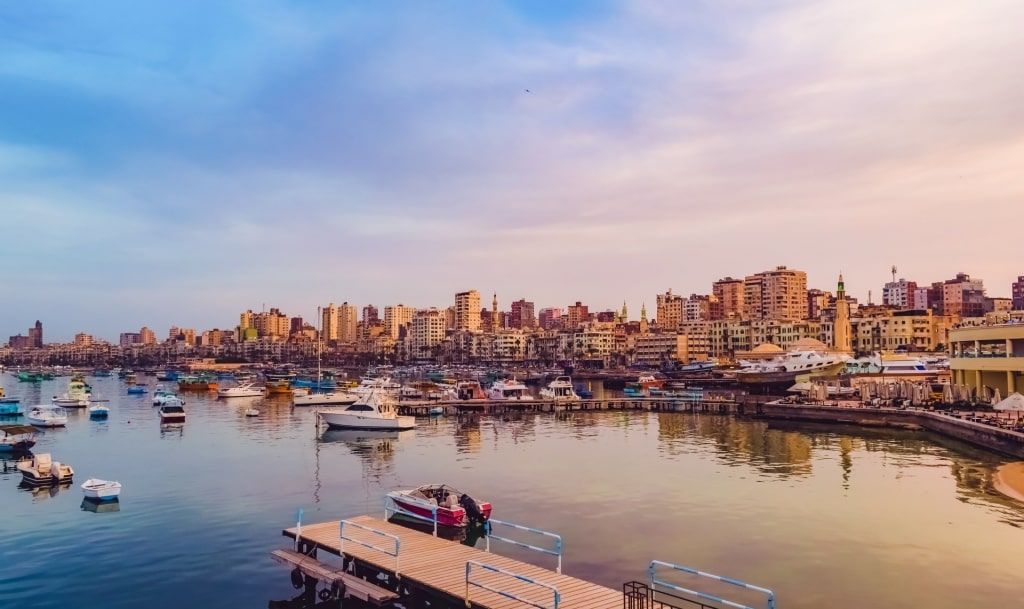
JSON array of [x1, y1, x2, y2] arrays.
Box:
[[524, 89, 530, 93]]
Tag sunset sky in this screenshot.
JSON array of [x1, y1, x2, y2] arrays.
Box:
[[3, 1, 1022, 341]]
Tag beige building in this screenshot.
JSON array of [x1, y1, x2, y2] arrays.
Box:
[[656, 290, 684, 331], [851, 309, 942, 353], [383, 304, 414, 340], [322, 303, 339, 341], [455, 290, 482, 332], [949, 323, 1024, 395], [743, 266, 808, 321], [628, 332, 707, 367], [411, 308, 447, 357], [339, 302, 358, 344], [712, 277, 745, 320], [572, 323, 614, 361]]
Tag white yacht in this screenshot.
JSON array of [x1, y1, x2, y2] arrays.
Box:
[[26, 405, 69, 428], [539, 376, 581, 401], [217, 382, 264, 398], [486, 378, 534, 401], [318, 389, 414, 430], [735, 340, 850, 387], [848, 353, 949, 377], [293, 391, 358, 407]]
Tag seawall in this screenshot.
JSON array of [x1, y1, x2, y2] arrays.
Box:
[[755, 402, 1024, 459]]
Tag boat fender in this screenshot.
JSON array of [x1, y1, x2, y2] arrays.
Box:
[[290, 567, 304, 589], [318, 588, 332, 601]]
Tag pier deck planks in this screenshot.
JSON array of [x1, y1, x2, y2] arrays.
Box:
[[283, 515, 622, 609]]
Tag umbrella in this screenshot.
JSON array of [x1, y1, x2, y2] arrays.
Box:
[[787, 381, 812, 393], [942, 383, 953, 404], [991, 388, 1001, 406], [993, 392, 1024, 411]]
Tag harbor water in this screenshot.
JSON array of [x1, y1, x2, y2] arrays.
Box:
[[1, 374, 1022, 608]]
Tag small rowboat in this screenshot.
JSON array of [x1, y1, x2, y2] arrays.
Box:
[[81, 479, 121, 501]]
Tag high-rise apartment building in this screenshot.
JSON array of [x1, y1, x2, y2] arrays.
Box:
[[411, 308, 446, 355], [339, 302, 358, 343], [940, 273, 986, 318], [384, 304, 415, 340], [743, 266, 808, 321], [139, 327, 156, 345], [322, 303, 339, 341], [509, 299, 536, 329], [1012, 276, 1024, 311], [684, 294, 714, 321], [28, 320, 43, 348], [712, 277, 745, 320], [74, 333, 93, 346], [566, 302, 590, 329], [883, 278, 917, 309], [455, 290, 482, 332], [362, 305, 379, 325], [656, 290, 683, 331], [119, 332, 141, 347], [538, 308, 562, 330]]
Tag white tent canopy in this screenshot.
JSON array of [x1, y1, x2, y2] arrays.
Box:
[[993, 392, 1024, 411]]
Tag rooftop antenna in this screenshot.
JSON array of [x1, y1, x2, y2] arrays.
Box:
[[891, 265, 897, 283]]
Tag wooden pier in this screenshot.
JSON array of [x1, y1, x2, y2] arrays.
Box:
[[397, 396, 746, 416], [281, 515, 622, 609]]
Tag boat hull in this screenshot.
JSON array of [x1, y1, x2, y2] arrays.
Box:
[[387, 488, 492, 528], [293, 392, 358, 407], [319, 412, 415, 430], [82, 479, 121, 501], [736, 361, 847, 387]]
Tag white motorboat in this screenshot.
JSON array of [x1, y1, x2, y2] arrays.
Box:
[[293, 391, 358, 407], [486, 378, 534, 401], [350, 377, 402, 397], [318, 389, 415, 431], [17, 453, 74, 486], [539, 376, 581, 401], [25, 405, 68, 427], [81, 478, 121, 501], [217, 382, 264, 398], [735, 341, 850, 387], [88, 404, 109, 419]]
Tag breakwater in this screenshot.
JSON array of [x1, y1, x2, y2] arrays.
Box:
[[756, 402, 1024, 459]]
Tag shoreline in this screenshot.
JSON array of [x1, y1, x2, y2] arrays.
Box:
[[993, 462, 1024, 503]]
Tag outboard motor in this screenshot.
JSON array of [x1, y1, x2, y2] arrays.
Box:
[[459, 494, 488, 526]]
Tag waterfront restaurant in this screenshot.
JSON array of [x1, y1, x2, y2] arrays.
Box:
[[949, 322, 1024, 395]]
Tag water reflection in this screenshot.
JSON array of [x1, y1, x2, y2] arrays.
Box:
[[18, 479, 72, 500], [657, 414, 814, 475], [81, 498, 121, 513], [318, 429, 413, 479], [159, 423, 185, 437], [454, 414, 482, 453]]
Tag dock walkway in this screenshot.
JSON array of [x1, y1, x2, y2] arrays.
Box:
[[283, 515, 622, 609]]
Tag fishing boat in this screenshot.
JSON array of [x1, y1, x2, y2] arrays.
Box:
[[317, 388, 415, 431], [177, 376, 218, 392], [158, 404, 186, 424], [0, 402, 24, 416], [89, 404, 110, 419], [539, 376, 581, 402], [17, 453, 74, 486], [386, 484, 491, 528], [0, 425, 37, 452], [53, 378, 91, 407], [637, 374, 666, 390], [81, 479, 121, 501], [293, 391, 358, 407], [217, 382, 264, 398], [26, 405, 68, 427], [264, 379, 293, 395], [126, 386, 148, 395], [456, 380, 488, 401]]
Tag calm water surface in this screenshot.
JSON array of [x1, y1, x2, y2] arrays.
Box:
[[1, 374, 1022, 609]]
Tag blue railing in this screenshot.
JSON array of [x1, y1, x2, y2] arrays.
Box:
[[384, 496, 440, 536], [484, 519, 563, 574], [649, 561, 775, 609], [465, 560, 560, 609], [340, 519, 402, 577]]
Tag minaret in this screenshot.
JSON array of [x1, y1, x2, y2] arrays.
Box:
[[492, 293, 499, 333], [834, 273, 852, 354], [620, 300, 628, 324], [639, 302, 649, 334]]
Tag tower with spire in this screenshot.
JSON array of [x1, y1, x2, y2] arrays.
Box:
[[639, 302, 649, 334], [619, 301, 628, 324], [492, 293, 499, 333], [833, 273, 853, 354]]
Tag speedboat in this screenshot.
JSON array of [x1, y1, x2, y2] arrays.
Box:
[[539, 376, 581, 401], [486, 378, 534, 401], [26, 405, 68, 427], [386, 484, 491, 527], [0, 425, 37, 452], [81, 479, 121, 501], [293, 391, 358, 407], [318, 389, 415, 431], [17, 453, 74, 486], [158, 404, 186, 424], [89, 404, 110, 419], [217, 382, 264, 398], [637, 374, 666, 390]]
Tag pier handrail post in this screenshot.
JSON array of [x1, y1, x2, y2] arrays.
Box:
[[649, 560, 775, 609], [295, 508, 303, 552], [465, 560, 560, 609], [340, 519, 402, 578]]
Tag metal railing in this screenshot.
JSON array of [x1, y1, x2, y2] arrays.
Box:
[[294, 508, 304, 551], [384, 496, 440, 536], [340, 519, 402, 578], [465, 560, 560, 609], [649, 561, 775, 609], [484, 518, 564, 573]]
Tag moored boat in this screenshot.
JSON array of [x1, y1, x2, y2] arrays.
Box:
[[17, 453, 74, 486], [26, 405, 68, 427], [539, 376, 581, 401], [217, 382, 264, 398], [318, 389, 414, 431], [486, 378, 534, 401], [735, 341, 850, 388], [81, 479, 121, 501], [159, 404, 186, 424], [293, 391, 358, 407], [0, 425, 37, 452], [89, 404, 110, 419], [53, 378, 91, 407], [386, 484, 491, 528], [265, 380, 293, 395]]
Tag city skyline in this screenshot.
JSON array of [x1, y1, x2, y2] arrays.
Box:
[[4, 1, 1022, 341]]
